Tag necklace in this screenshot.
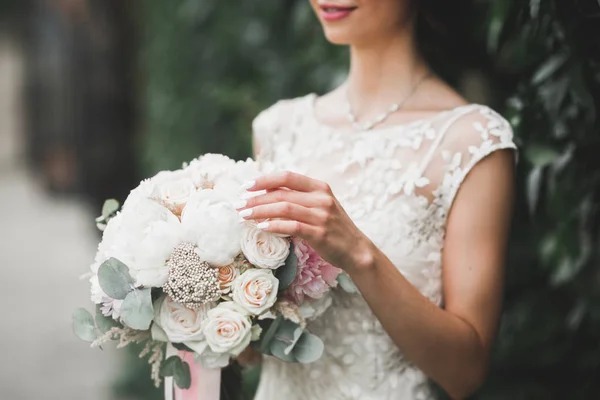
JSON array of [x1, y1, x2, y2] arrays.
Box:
[[345, 72, 431, 131]]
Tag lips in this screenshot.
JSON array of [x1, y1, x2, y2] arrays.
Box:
[[319, 4, 357, 22]]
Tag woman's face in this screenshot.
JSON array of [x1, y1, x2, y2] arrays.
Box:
[[309, 0, 413, 46]]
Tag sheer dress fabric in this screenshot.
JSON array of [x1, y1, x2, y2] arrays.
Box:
[[252, 94, 517, 400]]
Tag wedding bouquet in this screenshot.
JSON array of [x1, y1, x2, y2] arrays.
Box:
[[73, 154, 355, 393]]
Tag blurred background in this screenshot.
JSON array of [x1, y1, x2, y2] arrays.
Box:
[[0, 0, 599, 399]]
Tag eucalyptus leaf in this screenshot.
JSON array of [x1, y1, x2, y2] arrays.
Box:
[[172, 342, 195, 352], [275, 243, 297, 291], [98, 258, 135, 300], [95, 304, 121, 333], [72, 308, 98, 342], [255, 316, 283, 354], [274, 319, 301, 341], [267, 319, 300, 361], [120, 288, 154, 330], [337, 272, 359, 294], [174, 360, 192, 389], [160, 355, 182, 377], [292, 331, 324, 363], [101, 199, 120, 218], [283, 326, 304, 355], [269, 338, 297, 363]]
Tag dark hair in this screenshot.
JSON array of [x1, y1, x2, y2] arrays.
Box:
[[414, 0, 480, 84]]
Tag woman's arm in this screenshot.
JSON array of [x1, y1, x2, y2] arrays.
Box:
[[238, 149, 515, 399], [345, 150, 514, 398]]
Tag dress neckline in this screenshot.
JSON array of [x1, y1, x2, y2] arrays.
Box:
[[306, 93, 481, 135]]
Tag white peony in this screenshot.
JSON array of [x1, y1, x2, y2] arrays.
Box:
[[91, 211, 126, 274], [203, 302, 253, 356], [241, 221, 290, 269], [150, 176, 196, 216], [124, 169, 192, 209], [127, 199, 182, 287], [186, 154, 236, 187], [153, 296, 212, 344], [92, 198, 182, 288], [231, 269, 279, 315], [212, 158, 262, 201], [180, 189, 241, 266], [89, 275, 104, 304]]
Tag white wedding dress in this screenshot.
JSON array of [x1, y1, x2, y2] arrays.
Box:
[[251, 94, 517, 400]]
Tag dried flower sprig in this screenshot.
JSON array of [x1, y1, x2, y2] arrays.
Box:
[[91, 326, 164, 387], [91, 326, 150, 349], [276, 299, 306, 329]]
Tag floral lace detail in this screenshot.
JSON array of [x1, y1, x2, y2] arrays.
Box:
[[252, 94, 517, 400]]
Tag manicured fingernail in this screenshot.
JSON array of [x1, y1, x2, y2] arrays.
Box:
[[256, 221, 269, 230], [233, 200, 247, 209], [239, 209, 253, 218], [241, 180, 256, 190]]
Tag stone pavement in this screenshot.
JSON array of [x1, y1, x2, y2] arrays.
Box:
[[0, 37, 121, 400]]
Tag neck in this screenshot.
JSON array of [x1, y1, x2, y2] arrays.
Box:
[[346, 29, 428, 114]]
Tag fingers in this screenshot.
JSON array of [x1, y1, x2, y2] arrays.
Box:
[[240, 202, 325, 226], [255, 219, 324, 241], [244, 171, 330, 193], [239, 189, 329, 209]]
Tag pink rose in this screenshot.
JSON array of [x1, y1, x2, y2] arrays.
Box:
[[286, 238, 341, 304]]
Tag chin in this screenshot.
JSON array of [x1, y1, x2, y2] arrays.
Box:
[[322, 28, 354, 45]]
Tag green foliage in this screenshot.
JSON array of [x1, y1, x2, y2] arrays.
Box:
[[160, 356, 192, 390], [337, 272, 359, 294], [138, 0, 346, 174], [101, 199, 120, 219], [254, 317, 325, 364], [267, 320, 324, 364], [472, 1, 600, 398], [96, 199, 120, 230], [253, 315, 283, 355], [72, 308, 98, 343], [275, 243, 298, 291], [97, 258, 135, 300], [95, 304, 121, 334], [120, 288, 155, 330]]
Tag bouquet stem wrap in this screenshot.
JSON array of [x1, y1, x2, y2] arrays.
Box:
[[165, 345, 221, 400]]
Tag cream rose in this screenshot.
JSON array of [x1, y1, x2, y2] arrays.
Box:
[[231, 269, 279, 315], [218, 264, 238, 294], [153, 296, 211, 344], [241, 221, 290, 269], [203, 302, 253, 355]]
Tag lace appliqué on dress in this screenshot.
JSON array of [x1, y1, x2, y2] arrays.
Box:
[[252, 95, 517, 400]]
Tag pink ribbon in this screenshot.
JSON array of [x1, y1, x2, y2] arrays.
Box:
[[165, 347, 221, 400]]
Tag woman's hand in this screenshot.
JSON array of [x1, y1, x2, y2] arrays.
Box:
[[236, 171, 375, 272]]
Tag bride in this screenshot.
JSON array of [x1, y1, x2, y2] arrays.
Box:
[[237, 1, 516, 399]]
